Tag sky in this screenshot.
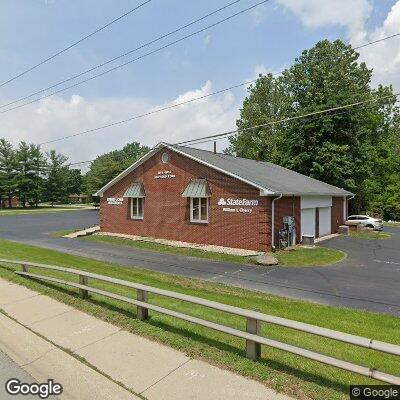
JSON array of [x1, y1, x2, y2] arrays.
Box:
[[0, 0, 399, 167]]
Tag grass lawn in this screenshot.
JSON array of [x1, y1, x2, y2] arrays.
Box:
[[350, 231, 391, 240], [384, 221, 400, 228], [73, 234, 346, 267], [274, 247, 347, 267], [0, 239, 398, 400], [80, 234, 256, 265]]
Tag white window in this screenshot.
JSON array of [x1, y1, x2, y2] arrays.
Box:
[[131, 197, 144, 219], [190, 197, 208, 223]]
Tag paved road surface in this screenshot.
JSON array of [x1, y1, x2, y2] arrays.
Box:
[[0, 210, 399, 315], [0, 350, 38, 399]]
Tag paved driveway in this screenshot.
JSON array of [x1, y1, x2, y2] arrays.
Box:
[[0, 210, 399, 316]]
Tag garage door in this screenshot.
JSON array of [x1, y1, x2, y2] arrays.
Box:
[[319, 207, 332, 236], [301, 208, 315, 237]]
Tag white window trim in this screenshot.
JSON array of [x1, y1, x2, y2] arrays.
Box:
[[130, 197, 144, 220], [190, 197, 209, 224]]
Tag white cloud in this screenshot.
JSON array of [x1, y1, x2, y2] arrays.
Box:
[[352, 1, 400, 90], [251, 4, 268, 25], [0, 82, 239, 166], [276, 0, 373, 36], [275, 0, 400, 91], [203, 34, 212, 48]]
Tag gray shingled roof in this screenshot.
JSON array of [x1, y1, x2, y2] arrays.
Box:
[[171, 144, 352, 196]]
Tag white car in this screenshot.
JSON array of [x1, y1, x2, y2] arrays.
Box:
[[346, 215, 383, 231]]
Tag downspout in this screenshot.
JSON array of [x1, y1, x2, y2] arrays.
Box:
[[271, 193, 283, 250], [346, 194, 355, 219]]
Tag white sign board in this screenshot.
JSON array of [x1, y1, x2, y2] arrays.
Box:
[[154, 170, 176, 179], [107, 197, 123, 205], [217, 198, 259, 214]]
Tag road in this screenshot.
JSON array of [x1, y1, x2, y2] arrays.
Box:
[[0, 350, 38, 399], [0, 210, 399, 315]]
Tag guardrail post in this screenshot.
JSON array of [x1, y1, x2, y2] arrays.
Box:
[[79, 275, 89, 299], [246, 315, 261, 360], [137, 289, 149, 320], [22, 264, 28, 273]]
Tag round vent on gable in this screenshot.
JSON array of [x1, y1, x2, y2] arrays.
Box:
[[161, 152, 170, 163]]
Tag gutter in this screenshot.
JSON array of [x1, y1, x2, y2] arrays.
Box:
[[271, 193, 283, 250]]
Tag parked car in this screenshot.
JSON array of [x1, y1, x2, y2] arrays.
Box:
[[346, 215, 383, 231]]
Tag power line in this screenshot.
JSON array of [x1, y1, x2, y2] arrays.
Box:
[[176, 92, 400, 145], [185, 98, 400, 146], [37, 31, 400, 146], [61, 95, 400, 169], [354, 32, 400, 50], [38, 79, 257, 145], [0, 0, 271, 115], [0, 0, 243, 110], [1, 24, 398, 114], [0, 0, 152, 88]]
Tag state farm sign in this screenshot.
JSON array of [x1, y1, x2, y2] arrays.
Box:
[[217, 198, 259, 214]]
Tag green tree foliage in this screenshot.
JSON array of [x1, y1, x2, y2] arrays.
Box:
[[0, 140, 84, 208], [85, 142, 150, 196], [45, 150, 69, 206], [14, 142, 40, 208], [66, 169, 83, 196], [0, 139, 17, 208], [229, 39, 400, 218]]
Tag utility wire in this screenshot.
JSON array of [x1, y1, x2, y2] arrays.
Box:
[[354, 32, 400, 50], [35, 31, 400, 146], [184, 98, 400, 146], [0, 0, 243, 110], [1, 24, 398, 113], [176, 92, 400, 145], [39, 33, 400, 145], [0, 0, 271, 115], [38, 80, 256, 145], [61, 96, 400, 168], [0, 0, 152, 88]]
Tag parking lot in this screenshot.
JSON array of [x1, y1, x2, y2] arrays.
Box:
[[0, 210, 399, 315]]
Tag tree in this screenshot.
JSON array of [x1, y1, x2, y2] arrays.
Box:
[[227, 73, 289, 163], [66, 169, 83, 197], [45, 150, 68, 206], [30, 144, 47, 207], [229, 39, 399, 214], [0, 139, 17, 208], [85, 142, 149, 196], [15, 142, 40, 208]]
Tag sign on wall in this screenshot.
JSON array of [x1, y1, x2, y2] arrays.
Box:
[[154, 170, 176, 179], [107, 197, 124, 205], [217, 198, 259, 214]]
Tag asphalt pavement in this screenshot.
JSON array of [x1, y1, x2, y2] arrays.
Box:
[[0, 210, 399, 316], [0, 350, 38, 399]]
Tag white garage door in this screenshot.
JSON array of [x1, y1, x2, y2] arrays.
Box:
[[301, 208, 315, 237], [319, 207, 332, 237]]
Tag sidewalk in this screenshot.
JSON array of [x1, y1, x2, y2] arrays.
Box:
[[0, 278, 291, 400]]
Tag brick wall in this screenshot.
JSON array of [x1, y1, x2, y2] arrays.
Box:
[[331, 196, 345, 233], [101, 149, 272, 252]]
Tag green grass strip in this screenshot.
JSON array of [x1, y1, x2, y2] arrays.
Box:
[[0, 238, 398, 400]]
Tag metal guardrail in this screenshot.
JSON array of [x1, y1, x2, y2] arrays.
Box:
[[1, 258, 399, 385]]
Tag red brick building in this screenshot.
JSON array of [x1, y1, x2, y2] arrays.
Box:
[[95, 143, 353, 252]]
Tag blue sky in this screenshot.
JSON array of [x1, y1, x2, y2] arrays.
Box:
[[0, 0, 399, 164]]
